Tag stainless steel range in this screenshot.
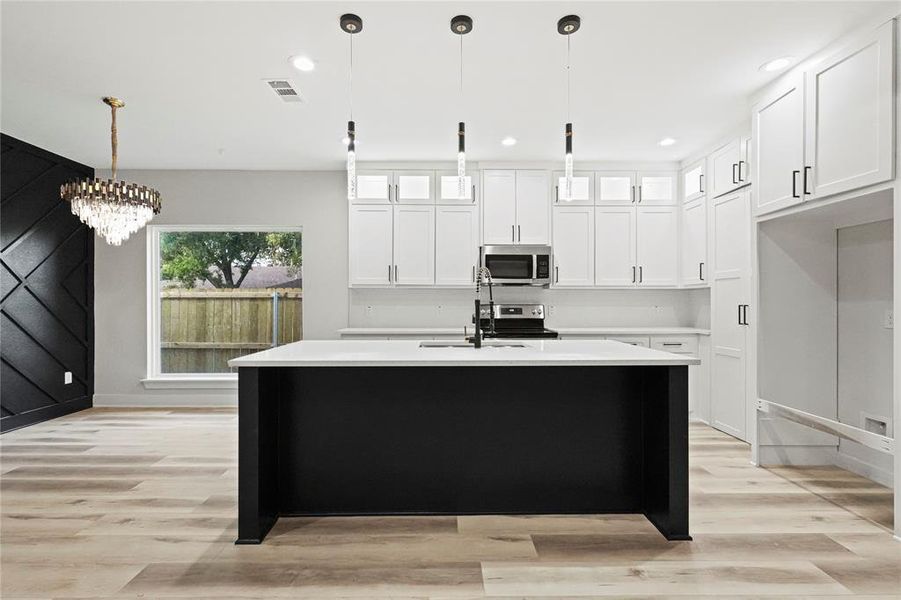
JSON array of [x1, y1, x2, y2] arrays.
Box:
[[476, 303, 559, 339]]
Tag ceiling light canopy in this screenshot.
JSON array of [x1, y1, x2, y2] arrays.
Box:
[[760, 56, 794, 72], [501, 136, 517, 147], [658, 137, 676, 147], [290, 55, 315, 72], [60, 97, 161, 246]]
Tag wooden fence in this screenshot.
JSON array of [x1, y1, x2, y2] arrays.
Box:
[[161, 288, 302, 373]]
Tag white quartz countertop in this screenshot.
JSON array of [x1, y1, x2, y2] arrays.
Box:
[[228, 339, 701, 368], [338, 326, 710, 336]]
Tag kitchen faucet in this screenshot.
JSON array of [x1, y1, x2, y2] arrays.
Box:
[[469, 266, 495, 348]]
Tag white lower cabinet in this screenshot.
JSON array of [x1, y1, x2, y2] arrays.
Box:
[[552, 206, 595, 286], [435, 205, 479, 286], [710, 190, 752, 441], [636, 206, 678, 287], [392, 205, 435, 285], [349, 205, 393, 285]]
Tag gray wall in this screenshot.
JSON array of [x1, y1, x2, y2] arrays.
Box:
[[93, 170, 347, 405]]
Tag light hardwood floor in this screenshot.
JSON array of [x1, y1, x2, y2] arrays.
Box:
[[1, 408, 897, 598]]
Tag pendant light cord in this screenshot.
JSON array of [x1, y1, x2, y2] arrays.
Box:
[[460, 33, 464, 116], [349, 33, 354, 121], [566, 33, 571, 123], [110, 104, 118, 181]]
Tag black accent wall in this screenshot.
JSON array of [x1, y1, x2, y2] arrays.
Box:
[[1, 134, 94, 432]]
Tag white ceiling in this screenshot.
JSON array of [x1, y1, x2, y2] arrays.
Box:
[[1, 1, 897, 170]]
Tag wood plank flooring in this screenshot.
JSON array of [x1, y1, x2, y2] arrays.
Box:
[[1, 408, 897, 599]]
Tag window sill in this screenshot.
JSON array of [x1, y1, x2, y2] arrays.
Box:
[[141, 376, 238, 390]]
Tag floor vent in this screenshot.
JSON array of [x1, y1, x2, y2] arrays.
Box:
[[264, 79, 302, 103]]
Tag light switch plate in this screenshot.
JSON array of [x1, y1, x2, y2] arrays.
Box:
[[64, 371, 73, 385]]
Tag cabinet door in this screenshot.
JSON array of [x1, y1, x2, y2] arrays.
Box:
[[596, 171, 636, 205], [710, 139, 742, 197], [515, 170, 551, 244], [353, 170, 393, 204], [636, 206, 678, 286], [349, 205, 393, 285], [553, 171, 594, 205], [394, 171, 434, 204], [482, 170, 517, 244], [682, 160, 705, 203], [752, 73, 804, 215], [681, 198, 707, 286], [552, 206, 595, 286], [435, 205, 479, 286], [711, 190, 751, 440], [437, 171, 477, 205], [595, 207, 636, 286], [805, 21, 894, 199], [637, 172, 676, 205], [393, 205, 435, 285]]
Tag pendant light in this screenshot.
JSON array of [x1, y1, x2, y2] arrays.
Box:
[[451, 15, 472, 199], [558, 15, 580, 201], [340, 13, 363, 200], [60, 97, 161, 246]]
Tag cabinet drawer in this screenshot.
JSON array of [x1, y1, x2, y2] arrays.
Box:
[[606, 335, 650, 348], [650, 335, 698, 355]]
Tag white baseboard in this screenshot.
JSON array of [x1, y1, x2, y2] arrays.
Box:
[[93, 393, 237, 407], [834, 450, 894, 487]]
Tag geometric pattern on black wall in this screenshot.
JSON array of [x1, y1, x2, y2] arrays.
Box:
[[1, 134, 95, 432]]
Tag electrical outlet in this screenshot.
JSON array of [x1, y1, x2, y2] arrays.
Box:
[[64, 371, 72, 385], [548, 305, 556, 317], [884, 309, 894, 329], [365, 305, 374, 316]]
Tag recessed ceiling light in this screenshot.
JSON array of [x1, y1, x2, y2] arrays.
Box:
[[759, 56, 794, 73], [658, 137, 676, 147], [290, 55, 316, 72], [501, 136, 517, 146]]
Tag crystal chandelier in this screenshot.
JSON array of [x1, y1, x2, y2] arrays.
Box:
[[558, 15, 580, 201], [451, 15, 472, 199], [60, 97, 160, 246], [341, 14, 363, 200]]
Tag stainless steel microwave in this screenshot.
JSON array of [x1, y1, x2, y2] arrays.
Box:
[[480, 245, 552, 286]]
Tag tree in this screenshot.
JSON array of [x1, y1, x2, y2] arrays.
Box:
[[161, 231, 302, 289]]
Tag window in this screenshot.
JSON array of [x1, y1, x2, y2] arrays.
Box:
[[145, 226, 302, 386]]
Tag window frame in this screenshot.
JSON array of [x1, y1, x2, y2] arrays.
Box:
[[143, 224, 303, 388]]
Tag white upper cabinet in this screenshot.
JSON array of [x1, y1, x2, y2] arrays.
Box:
[[553, 171, 594, 205], [804, 21, 894, 199], [682, 160, 705, 203], [482, 170, 518, 244], [596, 171, 636, 205], [394, 171, 434, 204], [353, 170, 394, 204], [680, 198, 707, 286], [637, 172, 677, 205], [392, 205, 435, 285], [552, 206, 595, 286], [636, 206, 679, 286], [435, 205, 479, 286], [595, 207, 637, 286], [515, 171, 551, 244], [437, 172, 477, 204], [711, 139, 741, 197], [349, 205, 393, 285], [752, 72, 805, 216], [482, 170, 551, 245]]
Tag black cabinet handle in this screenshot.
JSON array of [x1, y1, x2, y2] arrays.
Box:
[[699, 262, 704, 281], [699, 173, 704, 193], [792, 170, 800, 198], [472, 184, 476, 204], [555, 265, 559, 284], [631, 185, 636, 203], [555, 185, 559, 203], [632, 265, 636, 283], [394, 265, 398, 281], [803, 166, 812, 195], [738, 160, 746, 182], [638, 185, 642, 203], [512, 225, 515, 242], [388, 265, 392, 283], [732, 163, 738, 184], [638, 266, 643, 283], [517, 225, 521, 242], [738, 304, 743, 325]]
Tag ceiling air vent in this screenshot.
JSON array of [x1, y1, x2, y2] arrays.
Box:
[[264, 79, 303, 103]]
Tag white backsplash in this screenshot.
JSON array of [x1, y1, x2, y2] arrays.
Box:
[[349, 287, 710, 330]]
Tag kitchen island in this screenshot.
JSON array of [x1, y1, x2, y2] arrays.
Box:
[[229, 339, 698, 544]]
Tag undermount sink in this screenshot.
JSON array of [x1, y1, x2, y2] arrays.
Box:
[[418, 340, 529, 349]]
